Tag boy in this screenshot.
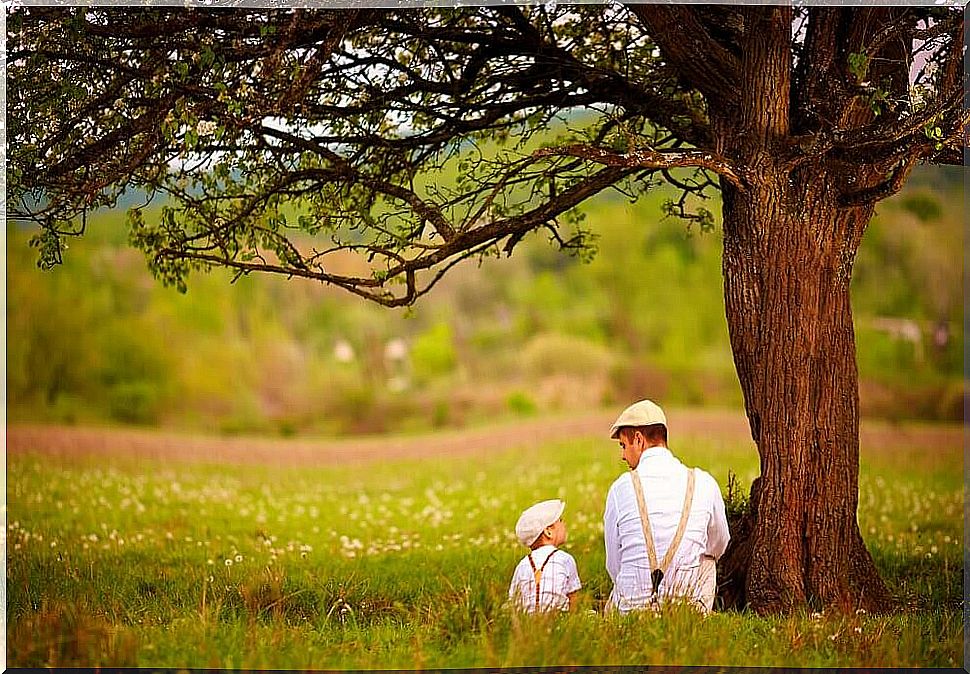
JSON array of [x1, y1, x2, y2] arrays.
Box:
[[508, 499, 581, 612]]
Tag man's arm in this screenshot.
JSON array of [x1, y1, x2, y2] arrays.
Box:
[[604, 486, 621, 581], [706, 475, 730, 558]]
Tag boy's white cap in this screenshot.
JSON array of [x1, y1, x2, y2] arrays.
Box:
[[609, 399, 667, 439], [515, 499, 565, 547]]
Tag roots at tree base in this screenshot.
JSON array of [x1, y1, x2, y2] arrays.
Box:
[[716, 477, 894, 614]]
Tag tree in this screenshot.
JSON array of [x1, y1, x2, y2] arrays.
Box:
[[9, 5, 966, 614]]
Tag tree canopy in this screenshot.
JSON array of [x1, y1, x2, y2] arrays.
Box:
[[10, 5, 965, 305]]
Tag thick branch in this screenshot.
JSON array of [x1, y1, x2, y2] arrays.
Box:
[[838, 157, 918, 207], [629, 5, 740, 109], [532, 143, 744, 190]]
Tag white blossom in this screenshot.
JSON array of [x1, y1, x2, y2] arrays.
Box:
[[195, 120, 218, 137]]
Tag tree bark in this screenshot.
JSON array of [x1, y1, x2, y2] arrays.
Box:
[[708, 5, 893, 616], [716, 165, 893, 614]]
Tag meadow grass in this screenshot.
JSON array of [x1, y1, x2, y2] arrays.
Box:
[[7, 426, 963, 668]]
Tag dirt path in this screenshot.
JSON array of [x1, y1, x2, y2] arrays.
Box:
[[6, 407, 962, 468]]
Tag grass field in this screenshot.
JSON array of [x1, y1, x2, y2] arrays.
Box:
[[6, 418, 964, 669]]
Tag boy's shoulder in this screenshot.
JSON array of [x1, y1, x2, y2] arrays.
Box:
[[550, 547, 577, 563], [518, 546, 575, 563]]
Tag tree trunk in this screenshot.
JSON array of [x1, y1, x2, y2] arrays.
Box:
[[708, 6, 893, 615], [716, 164, 893, 614]]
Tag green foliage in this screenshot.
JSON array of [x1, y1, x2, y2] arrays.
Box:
[[850, 175, 963, 420], [848, 52, 871, 83], [107, 382, 162, 425], [899, 193, 942, 223], [519, 333, 613, 379], [506, 391, 538, 417], [8, 229, 174, 424], [723, 470, 750, 523], [922, 116, 945, 150], [410, 322, 458, 384]]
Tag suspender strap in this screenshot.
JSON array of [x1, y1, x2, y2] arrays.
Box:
[[667, 469, 696, 571], [630, 467, 696, 600], [526, 549, 558, 611]]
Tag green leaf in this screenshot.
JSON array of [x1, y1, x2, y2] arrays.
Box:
[[848, 52, 870, 83]]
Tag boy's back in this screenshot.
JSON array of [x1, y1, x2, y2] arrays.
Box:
[[508, 544, 581, 613]]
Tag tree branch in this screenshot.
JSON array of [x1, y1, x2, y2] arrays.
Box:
[[838, 157, 918, 207], [531, 143, 745, 190], [629, 5, 740, 109]]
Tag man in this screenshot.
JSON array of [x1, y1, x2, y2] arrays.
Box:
[[603, 399, 730, 613]]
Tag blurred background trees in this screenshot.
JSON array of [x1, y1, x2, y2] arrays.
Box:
[[9, 164, 962, 435]]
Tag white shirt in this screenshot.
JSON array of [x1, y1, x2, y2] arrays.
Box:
[[508, 545, 582, 612], [603, 446, 729, 612]]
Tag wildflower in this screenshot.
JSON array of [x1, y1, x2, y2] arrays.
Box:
[[225, 559, 233, 566], [333, 340, 355, 363], [234, 554, 243, 563]]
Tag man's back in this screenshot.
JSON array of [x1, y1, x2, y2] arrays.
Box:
[[604, 445, 729, 612]]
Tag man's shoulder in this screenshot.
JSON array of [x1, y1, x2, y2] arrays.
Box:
[[685, 466, 726, 502], [689, 465, 721, 487], [608, 471, 633, 492]]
